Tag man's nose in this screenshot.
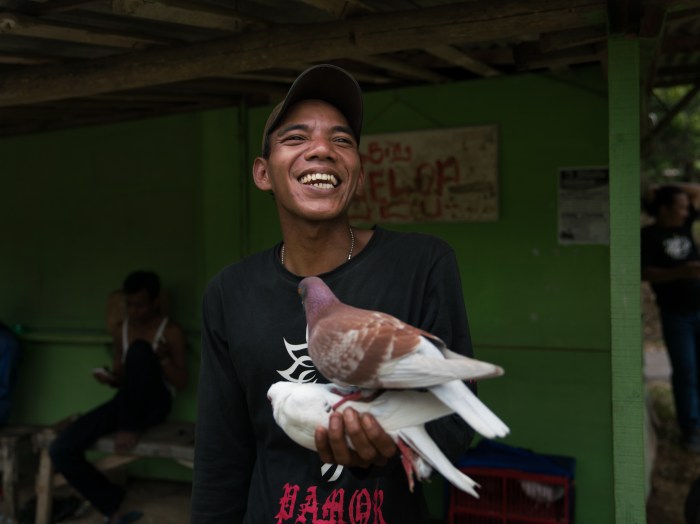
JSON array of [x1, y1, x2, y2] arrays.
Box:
[[305, 137, 336, 160]]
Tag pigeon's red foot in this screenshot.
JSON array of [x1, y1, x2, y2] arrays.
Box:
[[330, 388, 365, 410]]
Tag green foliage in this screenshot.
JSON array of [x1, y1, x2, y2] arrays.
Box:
[[643, 85, 700, 183]]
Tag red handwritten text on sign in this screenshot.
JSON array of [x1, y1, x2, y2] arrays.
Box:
[[350, 126, 498, 223]]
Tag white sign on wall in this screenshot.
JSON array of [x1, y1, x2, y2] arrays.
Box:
[[349, 125, 499, 223]]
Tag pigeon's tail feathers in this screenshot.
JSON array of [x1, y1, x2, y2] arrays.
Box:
[[429, 381, 510, 439], [399, 426, 480, 498], [442, 348, 505, 379]]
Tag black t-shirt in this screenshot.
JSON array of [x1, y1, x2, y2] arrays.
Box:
[[641, 207, 700, 313], [191, 226, 475, 523]]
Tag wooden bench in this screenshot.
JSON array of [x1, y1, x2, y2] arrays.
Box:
[[0, 425, 39, 522], [33, 420, 194, 524]]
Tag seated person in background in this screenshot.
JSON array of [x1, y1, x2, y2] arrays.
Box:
[[50, 270, 187, 524]]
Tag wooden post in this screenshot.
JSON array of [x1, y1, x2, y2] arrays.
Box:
[[34, 446, 54, 524], [0, 435, 17, 520]]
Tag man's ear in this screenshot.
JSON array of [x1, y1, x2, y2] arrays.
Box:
[[253, 157, 272, 191]]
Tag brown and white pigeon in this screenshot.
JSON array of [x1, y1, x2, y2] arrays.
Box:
[[298, 276, 509, 439], [267, 381, 481, 496]]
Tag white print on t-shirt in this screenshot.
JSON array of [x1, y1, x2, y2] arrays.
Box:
[[663, 235, 692, 260], [277, 325, 319, 383]]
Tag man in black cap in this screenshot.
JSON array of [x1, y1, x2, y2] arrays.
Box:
[[192, 64, 475, 522]]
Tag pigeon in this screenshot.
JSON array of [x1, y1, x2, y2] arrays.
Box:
[[298, 276, 510, 439], [268, 380, 480, 496]]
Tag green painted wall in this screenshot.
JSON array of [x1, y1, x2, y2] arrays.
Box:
[[1, 67, 613, 521]]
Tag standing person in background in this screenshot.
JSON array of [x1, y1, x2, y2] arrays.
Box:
[[191, 64, 476, 522], [642, 183, 700, 452], [50, 270, 188, 524]]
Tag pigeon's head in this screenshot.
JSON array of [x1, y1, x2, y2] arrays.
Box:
[[298, 277, 339, 326]]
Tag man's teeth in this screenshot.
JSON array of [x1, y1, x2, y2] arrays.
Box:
[[299, 173, 339, 188]]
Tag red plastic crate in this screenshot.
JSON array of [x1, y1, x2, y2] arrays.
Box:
[[447, 467, 573, 524]]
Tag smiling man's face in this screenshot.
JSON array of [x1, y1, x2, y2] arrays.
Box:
[[253, 99, 365, 223]]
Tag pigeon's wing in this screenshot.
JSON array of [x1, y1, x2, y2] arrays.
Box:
[[309, 304, 424, 387], [375, 337, 504, 389], [341, 390, 453, 432], [398, 425, 480, 497]]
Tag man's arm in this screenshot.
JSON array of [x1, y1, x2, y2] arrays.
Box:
[[191, 278, 255, 523], [644, 182, 700, 211], [675, 182, 700, 209]]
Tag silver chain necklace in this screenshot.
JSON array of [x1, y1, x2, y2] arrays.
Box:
[[281, 226, 355, 267]]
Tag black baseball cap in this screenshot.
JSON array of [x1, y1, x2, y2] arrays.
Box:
[[261, 64, 363, 156]]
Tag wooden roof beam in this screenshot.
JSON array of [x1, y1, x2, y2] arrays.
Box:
[[540, 24, 607, 52], [514, 41, 605, 71], [297, 0, 376, 18], [0, 0, 608, 107], [643, 83, 700, 144], [0, 10, 170, 48], [111, 0, 265, 32], [424, 44, 502, 77], [0, 52, 61, 65], [353, 55, 449, 82], [37, 0, 102, 15]]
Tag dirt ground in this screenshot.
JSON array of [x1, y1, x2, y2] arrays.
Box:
[[31, 477, 193, 524]]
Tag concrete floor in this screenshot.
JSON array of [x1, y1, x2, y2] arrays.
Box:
[[60, 478, 191, 524]]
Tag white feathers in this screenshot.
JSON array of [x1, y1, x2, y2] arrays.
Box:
[[268, 381, 480, 497]]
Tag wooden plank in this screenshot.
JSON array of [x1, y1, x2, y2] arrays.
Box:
[[0, 53, 61, 65], [643, 83, 700, 144], [111, 0, 265, 31], [424, 44, 502, 77], [0, 435, 17, 519], [353, 54, 449, 82], [515, 41, 605, 70], [0, 0, 607, 107], [0, 11, 169, 48], [34, 448, 54, 524], [540, 24, 607, 52], [297, 0, 376, 17], [33, 420, 195, 523]]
